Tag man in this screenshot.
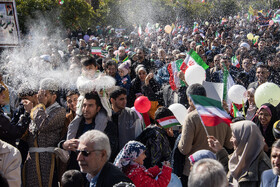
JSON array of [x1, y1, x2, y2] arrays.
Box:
[[104, 60, 119, 79], [77, 130, 132, 186], [0, 85, 32, 147], [211, 55, 238, 84], [0, 139, 21, 187], [61, 91, 118, 170], [117, 46, 128, 63], [23, 78, 66, 187], [65, 90, 79, 129], [248, 64, 270, 90], [130, 48, 154, 80], [188, 159, 227, 187], [110, 87, 142, 149], [261, 139, 280, 187], [178, 84, 232, 186]]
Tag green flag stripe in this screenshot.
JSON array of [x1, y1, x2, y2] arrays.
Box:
[[191, 95, 224, 110], [189, 49, 209, 70]]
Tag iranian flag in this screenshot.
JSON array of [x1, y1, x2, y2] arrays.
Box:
[[190, 95, 232, 127], [231, 55, 240, 68], [167, 59, 186, 91], [180, 49, 209, 73], [157, 116, 180, 128], [91, 47, 102, 56]]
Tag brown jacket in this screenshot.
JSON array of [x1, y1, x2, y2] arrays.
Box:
[[178, 110, 232, 176]]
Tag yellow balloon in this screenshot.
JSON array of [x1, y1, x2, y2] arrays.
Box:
[[254, 35, 260, 42], [164, 25, 172, 34], [247, 33, 254, 40]]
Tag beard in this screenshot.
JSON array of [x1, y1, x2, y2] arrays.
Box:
[[272, 165, 280, 175]]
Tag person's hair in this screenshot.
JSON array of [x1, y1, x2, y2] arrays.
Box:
[[186, 83, 207, 97], [109, 86, 127, 100], [272, 139, 280, 149], [105, 60, 117, 69], [61, 170, 84, 187], [256, 64, 268, 70], [79, 130, 111, 160], [84, 91, 102, 107], [81, 56, 97, 67], [188, 158, 227, 187], [66, 90, 79, 97]]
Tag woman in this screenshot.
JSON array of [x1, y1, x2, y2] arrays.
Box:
[[244, 88, 257, 120], [127, 65, 161, 108], [254, 103, 279, 156], [114, 141, 172, 187], [208, 120, 271, 187]]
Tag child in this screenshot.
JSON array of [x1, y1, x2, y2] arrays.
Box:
[[117, 62, 131, 95], [114, 141, 172, 187]]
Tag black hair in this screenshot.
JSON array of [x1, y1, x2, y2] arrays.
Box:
[[105, 60, 117, 69], [66, 89, 79, 97], [186, 83, 207, 97], [109, 87, 127, 100], [61, 170, 84, 187], [84, 91, 101, 107], [81, 56, 97, 67]]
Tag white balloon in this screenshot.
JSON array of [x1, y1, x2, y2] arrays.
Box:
[[184, 65, 206, 86], [228, 85, 247, 104], [168, 103, 188, 126], [255, 82, 280, 108]]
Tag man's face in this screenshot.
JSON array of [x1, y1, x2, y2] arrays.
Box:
[[242, 59, 252, 72], [106, 65, 117, 77], [82, 65, 97, 78], [271, 147, 280, 175], [67, 94, 79, 112], [77, 140, 105, 176], [41, 90, 56, 108], [220, 59, 230, 70], [256, 67, 269, 84], [136, 49, 145, 61], [111, 94, 127, 111], [82, 99, 101, 121], [21, 95, 37, 106], [0, 92, 5, 105], [119, 49, 125, 58]]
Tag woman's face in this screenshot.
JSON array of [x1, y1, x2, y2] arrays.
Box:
[[230, 133, 238, 150], [134, 151, 146, 165], [138, 70, 147, 82], [247, 91, 255, 105], [258, 108, 272, 126]]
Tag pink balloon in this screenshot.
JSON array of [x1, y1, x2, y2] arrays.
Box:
[[134, 96, 151, 113], [269, 20, 274, 26]]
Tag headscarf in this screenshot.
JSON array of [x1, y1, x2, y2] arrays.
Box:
[[114, 141, 146, 169], [188, 150, 216, 164], [254, 103, 278, 148], [229, 120, 264, 180]]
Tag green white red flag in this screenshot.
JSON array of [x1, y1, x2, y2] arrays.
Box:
[[91, 47, 104, 57], [231, 56, 240, 68], [180, 49, 209, 73], [168, 59, 186, 91], [156, 116, 180, 128], [190, 95, 232, 127]]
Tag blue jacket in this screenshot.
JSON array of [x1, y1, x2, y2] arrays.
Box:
[[260, 169, 278, 187]]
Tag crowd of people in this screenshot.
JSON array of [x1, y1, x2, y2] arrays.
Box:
[[1, 8, 280, 187]]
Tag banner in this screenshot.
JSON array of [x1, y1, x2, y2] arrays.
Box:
[[0, 0, 20, 47]]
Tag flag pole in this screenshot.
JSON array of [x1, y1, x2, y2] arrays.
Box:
[[189, 95, 209, 137]]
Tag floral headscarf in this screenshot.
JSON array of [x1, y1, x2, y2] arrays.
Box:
[[114, 141, 146, 169]]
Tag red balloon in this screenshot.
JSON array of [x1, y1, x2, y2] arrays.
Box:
[[134, 96, 151, 113]]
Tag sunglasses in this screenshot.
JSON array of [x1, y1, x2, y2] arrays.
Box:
[[76, 149, 102, 157]]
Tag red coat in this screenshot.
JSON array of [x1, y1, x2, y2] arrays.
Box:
[[124, 164, 172, 187]]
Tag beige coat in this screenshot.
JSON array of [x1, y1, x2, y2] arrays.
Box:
[[0, 140, 21, 187], [178, 110, 233, 176]]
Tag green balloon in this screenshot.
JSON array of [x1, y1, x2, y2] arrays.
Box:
[[254, 82, 280, 108]]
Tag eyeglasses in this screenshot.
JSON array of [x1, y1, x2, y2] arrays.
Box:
[[76, 149, 102, 157]]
